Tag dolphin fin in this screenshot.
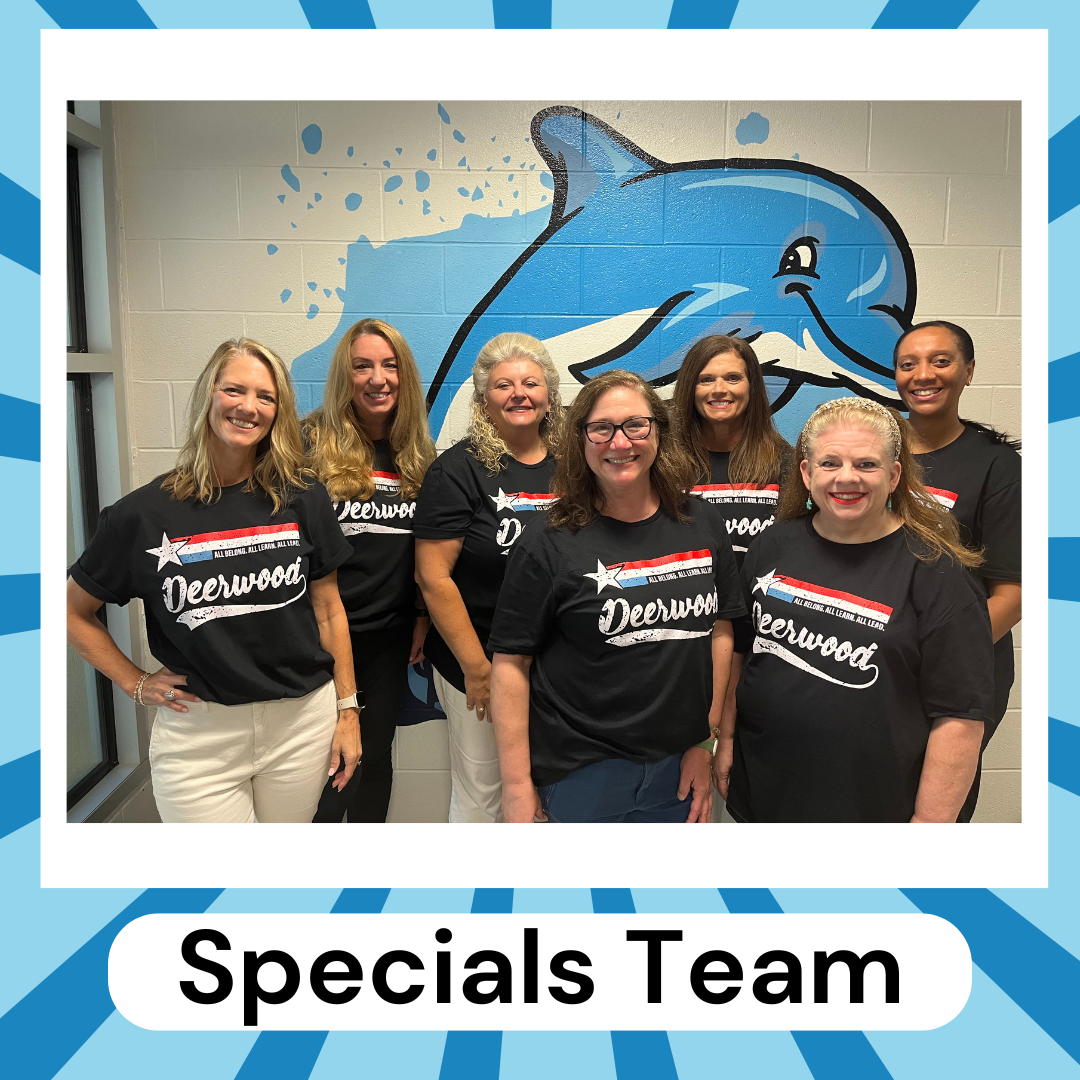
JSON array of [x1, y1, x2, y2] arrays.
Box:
[[532, 106, 666, 219]]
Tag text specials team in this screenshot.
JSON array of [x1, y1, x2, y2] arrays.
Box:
[[67, 319, 1020, 824]]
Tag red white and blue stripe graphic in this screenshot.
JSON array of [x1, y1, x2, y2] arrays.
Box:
[[924, 485, 958, 511], [373, 470, 401, 493], [172, 523, 300, 563], [507, 492, 558, 511], [761, 573, 893, 625], [692, 482, 779, 504], [609, 549, 712, 588]]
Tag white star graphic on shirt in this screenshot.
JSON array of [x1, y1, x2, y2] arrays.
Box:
[[753, 568, 784, 596], [583, 559, 624, 593], [146, 532, 187, 571], [490, 488, 520, 512]]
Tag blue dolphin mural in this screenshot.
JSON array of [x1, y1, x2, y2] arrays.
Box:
[[293, 107, 916, 444]]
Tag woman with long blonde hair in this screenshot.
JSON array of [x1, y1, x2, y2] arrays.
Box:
[[722, 396, 995, 823], [67, 339, 359, 823], [305, 319, 436, 823], [414, 332, 563, 822]]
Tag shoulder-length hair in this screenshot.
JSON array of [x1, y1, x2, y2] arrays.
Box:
[[466, 332, 564, 474], [549, 370, 698, 532], [776, 397, 982, 569], [672, 334, 791, 486], [162, 338, 307, 514], [304, 318, 435, 501]]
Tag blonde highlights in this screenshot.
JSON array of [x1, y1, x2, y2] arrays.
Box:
[[304, 319, 435, 501], [162, 338, 308, 514]]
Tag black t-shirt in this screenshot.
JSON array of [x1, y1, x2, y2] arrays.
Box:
[[413, 439, 556, 691], [333, 440, 418, 633], [488, 499, 746, 786], [70, 477, 352, 706], [690, 451, 780, 567], [727, 516, 994, 823], [915, 422, 1022, 724]]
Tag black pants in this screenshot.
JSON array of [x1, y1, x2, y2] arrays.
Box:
[[312, 623, 413, 823]]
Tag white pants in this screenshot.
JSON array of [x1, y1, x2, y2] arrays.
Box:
[[150, 679, 338, 823], [433, 670, 503, 823]]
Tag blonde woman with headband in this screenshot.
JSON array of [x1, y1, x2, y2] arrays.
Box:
[[721, 396, 995, 823], [414, 332, 563, 822], [305, 319, 436, 823], [67, 339, 359, 823]]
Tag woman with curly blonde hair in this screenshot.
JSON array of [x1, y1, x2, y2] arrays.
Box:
[[722, 396, 994, 823], [488, 371, 746, 823], [68, 338, 359, 823], [414, 332, 563, 822], [305, 318, 436, 823]]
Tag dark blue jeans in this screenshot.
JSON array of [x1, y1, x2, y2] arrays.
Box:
[[538, 753, 691, 823]]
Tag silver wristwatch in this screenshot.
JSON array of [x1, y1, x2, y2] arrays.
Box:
[[337, 691, 364, 711]]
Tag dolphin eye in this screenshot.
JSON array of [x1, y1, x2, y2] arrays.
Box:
[[775, 236, 820, 280]]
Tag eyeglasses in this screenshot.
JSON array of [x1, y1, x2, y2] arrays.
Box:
[[583, 416, 656, 443]]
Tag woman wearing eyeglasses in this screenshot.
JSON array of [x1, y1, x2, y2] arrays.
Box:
[[488, 370, 745, 823]]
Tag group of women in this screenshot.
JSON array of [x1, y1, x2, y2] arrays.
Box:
[[67, 316, 1020, 825]]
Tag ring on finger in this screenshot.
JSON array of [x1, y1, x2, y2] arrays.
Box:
[[163, 689, 176, 701]]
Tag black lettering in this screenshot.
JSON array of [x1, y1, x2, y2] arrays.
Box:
[[690, 950, 743, 1005], [524, 928, 538, 1004], [436, 927, 452, 1003], [626, 930, 682, 1003], [372, 950, 424, 1004], [753, 950, 802, 1004], [463, 950, 513, 1004], [179, 929, 233, 1005], [813, 950, 899, 1004], [309, 950, 363, 1005], [548, 950, 594, 1004], [243, 950, 300, 1026]]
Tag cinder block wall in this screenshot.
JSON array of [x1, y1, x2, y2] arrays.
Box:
[[110, 100, 1022, 823]]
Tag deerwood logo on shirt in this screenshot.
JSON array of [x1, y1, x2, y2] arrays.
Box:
[[584, 550, 713, 593], [334, 495, 415, 536], [490, 489, 558, 512], [923, 485, 959, 511], [691, 484, 778, 552], [372, 470, 402, 494], [145, 524, 300, 570]]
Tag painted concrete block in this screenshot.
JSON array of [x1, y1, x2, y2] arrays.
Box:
[[113, 101, 156, 169], [984, 709, 1021, 770], [131, 381, 174, 448], [298, 243, 349, 321], [913, 314, 1021, 386], [957, 384, 994, 426], [161, 240, 304, 312], [999, 247, 1021, 316], [296, 100, 446, 171], [583, 101, 729, 165], [154, 101, 299, 168], [857, 173, 948, 245], [240, 166, 385, 243], [171, 380, 195, 441], [126, 311, 246, 380], [386, 769, 451, 823], [394, 719, 451, 771], [436, 100, 579, 171], [912, 245, 1001, 316], [971, 769, 1021, 823], [992, 385, 1023, 440], [1007, 104, 1022, 177], [122, 168, 239, 240], [869, 101, 1009, 174], [123, 240, 162, 311], [725, 101, 871, 173], [132, 447, 178, 488], [243, 313, 346, 372], [946, 176, 1022, 246]]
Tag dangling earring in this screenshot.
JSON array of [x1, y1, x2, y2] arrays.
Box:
[[887, 495, 893, 512], [806, 495, 813, 511]]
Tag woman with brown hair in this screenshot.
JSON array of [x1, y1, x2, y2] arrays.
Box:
[[305, 318, 436, 822], [488, 370, 745, 823], [67, 339, 359, 823], [672, 335, 791, 564], [722, 396, 995, 823]]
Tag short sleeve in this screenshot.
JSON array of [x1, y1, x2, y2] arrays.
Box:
[[486, 535, 558, 656], [713, 530, 747, 621], [979, 470, 1021, 583], [413, 451, 481, 539], [300, 483, 353, 580], [918, 598, 995, 726], [69, 506, 135, 606]]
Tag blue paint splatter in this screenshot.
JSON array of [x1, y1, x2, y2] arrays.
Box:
[[383, 160, 391, 168], [323, 288, 331, 297], [415, 170, 430, 192], [314, 192, 322, 202], [792, 153, 800, 160], [307, 202, 313, 209], [347, 146, 354, 157], [458, 157, 467, 167], [513, 190, 519, 198], [540, 172, 553, 189], [439, 217, 445, 222], [508, 174, 514, 181], [291, 222, 297, 228], [487, 166, 492, 171], [498, 199, 503, 207], [491, 136, 496, 142], [345, 193, 362, 211], [277, 194, 286, 203], [427, 148, 437, 161], [266, 244, 278, 255], [438, 104, 451, 124], [281, 164, 300, 192], [307, 305, 319, 319], [484, 181, 490, 188], [736, 111, 770, 145], [384, 175, 403, 192], [398, 199, 403, 205], [453, 130, 465, 143], [541, 194, 547, 202], [457, 187, 470, 197], [323, 172, 327, 176], [422, 200, 431, 215], [520, 162, 526, 168], [616, 112, 621, 119], [529, 163, 535, 170], [280, 288, 291, 303], [336, 288, 346, 302], [338, 257, 346, 265], [307, 281, 317, 291], [301, 123, 322, 155], [503, 156, 511, 163], [395, 148, 402, 155], [471, 187, 483, 201]]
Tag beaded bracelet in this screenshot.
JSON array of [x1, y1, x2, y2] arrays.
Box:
[[133, 671, 151, 706]]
